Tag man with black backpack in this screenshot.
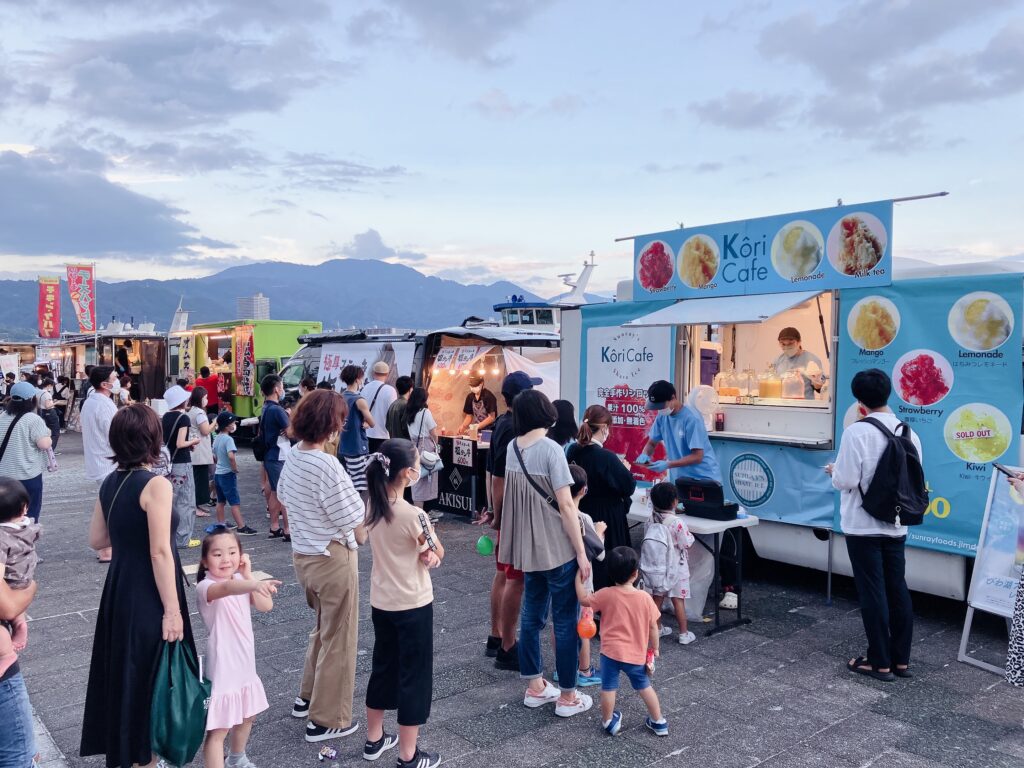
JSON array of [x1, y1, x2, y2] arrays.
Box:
[[827, 369, 925, 682]]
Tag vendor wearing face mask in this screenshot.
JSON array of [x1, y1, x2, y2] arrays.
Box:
[[773, 327, 824, 400], [458, 374, 497, 436]]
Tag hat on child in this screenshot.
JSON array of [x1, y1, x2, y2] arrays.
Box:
[[216, 411, 237, 430]]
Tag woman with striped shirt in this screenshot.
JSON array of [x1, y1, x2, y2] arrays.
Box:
[[278, 390, 367, 744]]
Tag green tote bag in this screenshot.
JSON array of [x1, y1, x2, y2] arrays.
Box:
[[150, 640, 212, 766]]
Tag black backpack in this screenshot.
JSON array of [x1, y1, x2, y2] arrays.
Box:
[[251, 409, 268, 462], [858, 417, 928, 527]]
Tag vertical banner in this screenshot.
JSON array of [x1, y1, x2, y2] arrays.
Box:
[[967, 469, 1023, 618], [837, 275, 1024, 555], [579, 302, 676, 481], [178, 334, 196, 377], [66, 264, 96, 333], [0, 354, 19, 378], [37, 277, 61, 339], [234, 326, 255, 397]]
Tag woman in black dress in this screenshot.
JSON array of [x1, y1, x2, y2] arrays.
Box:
[[81, 404, 195, 768], [567, 404, 637, 590]]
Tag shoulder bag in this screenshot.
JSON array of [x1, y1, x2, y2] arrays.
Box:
[[512, 440, 603, 561], [150, 640, 212, 767], [414, 413, 442, 474], [153, 413, 187, 477]]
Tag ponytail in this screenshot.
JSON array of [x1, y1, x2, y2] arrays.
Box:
[[365, 438, 419, 528], [576, 404, 611, 447]]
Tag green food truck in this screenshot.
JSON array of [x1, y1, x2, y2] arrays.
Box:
[[170, 319, 322, 421]]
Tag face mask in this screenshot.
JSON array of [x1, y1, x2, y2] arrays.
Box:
[[785, 346, 800, 358], [110, 380, 121, 395], [471, 385, 482, 395]]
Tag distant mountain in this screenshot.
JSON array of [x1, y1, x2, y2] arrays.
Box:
[[0, 259, 545, 339]]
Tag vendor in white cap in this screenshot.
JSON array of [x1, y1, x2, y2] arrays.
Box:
[[361, 360, 397, 453], [458, 374, 497, 436], [773, 327, 824, 400]]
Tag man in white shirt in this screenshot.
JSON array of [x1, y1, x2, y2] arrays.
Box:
[[827, 368, 920, 682], [80, 365, 119, 562], [361, 361, 397, 454]]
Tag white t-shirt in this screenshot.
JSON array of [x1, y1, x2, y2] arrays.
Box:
[[409, 408, 437, 446], [832, 411, 923, 537], [361, 380, 397, 440], [277, 447, 365, 556], [80, 392, 117, 481]]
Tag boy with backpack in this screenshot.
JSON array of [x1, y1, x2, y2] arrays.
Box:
[[640, 482, 696, 645], [827, 368, 925, 682]]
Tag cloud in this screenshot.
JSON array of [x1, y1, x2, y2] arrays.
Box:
[[66, 128, 270, 174], [689, 90, 790, 130], [379, 0, 556, 66], [347, 9, 396, 45], [336, 229, 427, 262], [471, 88, 530, 119], [281, 152, 407, 192], [50, 29, 337, 127], [0, 149, 230, 258]]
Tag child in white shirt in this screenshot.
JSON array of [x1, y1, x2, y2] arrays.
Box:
[[646, 482, 695, 645]]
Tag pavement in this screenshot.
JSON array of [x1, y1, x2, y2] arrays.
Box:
[[20, 432, 1024, 767]]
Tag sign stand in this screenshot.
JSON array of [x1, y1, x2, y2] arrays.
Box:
[[958, 471, 1019, 676]]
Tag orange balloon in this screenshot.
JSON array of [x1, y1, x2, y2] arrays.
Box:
[[577, 609, 597, 639]]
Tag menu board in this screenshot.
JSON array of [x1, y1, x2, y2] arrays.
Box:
[[836, 275, 1023, 556], [634, 200, 893, 300], [968, 470, 1024, 618]]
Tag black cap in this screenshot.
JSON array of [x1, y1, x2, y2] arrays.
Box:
[[501, 370, 542, 398], [216, 411, 238, 430], [645, 380, 676, 411]]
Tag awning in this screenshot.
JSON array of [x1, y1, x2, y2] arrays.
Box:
[[625, 290, 822, 327]]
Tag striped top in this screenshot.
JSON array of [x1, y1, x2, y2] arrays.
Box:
[[277, 446, 365, 557], [0, 412, 50, 480]]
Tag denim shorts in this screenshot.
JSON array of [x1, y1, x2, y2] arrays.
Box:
[[600, 654, 651, 692], [264, 460, 284, 492], [0, 671, 37, 767], [215, 472, 241, 506]]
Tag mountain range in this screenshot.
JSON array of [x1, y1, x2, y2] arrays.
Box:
[[0, 259, 548, 339]]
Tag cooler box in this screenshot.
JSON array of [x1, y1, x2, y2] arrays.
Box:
[[675, 479, 739, 521]]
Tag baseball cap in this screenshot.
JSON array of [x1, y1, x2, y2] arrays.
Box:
[[372, 361, 390, 375], [216, 411, 238, 430], [501, 370, 542, 398], [468, 373, 484, 387], [9, 381, 37, 401], [645, 380, 677, 411], [163, 385, 189, 410]]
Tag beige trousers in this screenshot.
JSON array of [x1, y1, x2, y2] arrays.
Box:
[[293, 541, 359, 728]]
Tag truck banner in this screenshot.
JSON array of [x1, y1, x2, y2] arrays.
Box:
[[37, 277, 60, 339], [836, 274, 1024, 556], [234, 325, 256, 397]]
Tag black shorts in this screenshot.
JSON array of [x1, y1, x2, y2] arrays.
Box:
[[365, 603, 433, 726]]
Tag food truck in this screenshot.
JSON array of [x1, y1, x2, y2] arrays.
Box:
[[421, 323, 560, 517], [0, 341, 41, 378], [279, 329, 422, 396], [561, 200, 1023, 600], [61, 325, 168, 401], [170, 319, 321, 420]]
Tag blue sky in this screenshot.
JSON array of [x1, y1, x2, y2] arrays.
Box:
[[0, 0, 1021, 295]]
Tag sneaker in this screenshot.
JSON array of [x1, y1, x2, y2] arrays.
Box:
[[267, 528, 284, 539], [187, 538, 201, 548], [291, 697, 310, 718], [485, 635, 501, 658], [523, 680, 560, 708], [678, 631, 696, 645], [236, 525, 258, 536], [645, 716, 669, 737], [226, 755, 257, 768], [428, 511, 444, 523], [494, 644, 520, 672], [305, 720, 359, 742], [719, 592, 738, 610], [658, 625, 673, 638], [362, 732, 397, 761], [576, 666, 602, 687], [283, 533, 292, 543], [396, 747, 440, 768], [555, 692, 593, 718], [603, 710, 622, 736]]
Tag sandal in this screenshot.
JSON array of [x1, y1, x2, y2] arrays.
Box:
[[894, 665, 913, 679], [847, 656, 895, 682]]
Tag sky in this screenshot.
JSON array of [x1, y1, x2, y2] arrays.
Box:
[[0, 0, 1022, 296]]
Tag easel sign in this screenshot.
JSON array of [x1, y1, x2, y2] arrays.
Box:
[[958, 467, 1023, 675]]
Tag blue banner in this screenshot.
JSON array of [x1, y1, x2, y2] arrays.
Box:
[[714, 439, 835, 528], [835, 275, 1023, 556], [633, 200, 893, 301]]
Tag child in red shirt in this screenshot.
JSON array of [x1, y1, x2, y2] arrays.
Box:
[[576, 546, 667, 737]]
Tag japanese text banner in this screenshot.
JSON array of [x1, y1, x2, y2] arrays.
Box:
[[37, 277, 60, 339], [66, 264, 96, 333]]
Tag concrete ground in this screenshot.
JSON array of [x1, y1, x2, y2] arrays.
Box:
[[20, 432, 1024, 768]]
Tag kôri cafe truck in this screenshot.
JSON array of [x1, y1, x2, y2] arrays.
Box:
[[560, 198, 1023, 599]]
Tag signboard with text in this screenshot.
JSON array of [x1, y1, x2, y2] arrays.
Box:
[[37, 277, 60, 339], [633, 200, 893, 300], [967, 470, 1023, 618]]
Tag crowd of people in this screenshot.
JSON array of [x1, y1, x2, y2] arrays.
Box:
[[1, 359, 1024, 768]]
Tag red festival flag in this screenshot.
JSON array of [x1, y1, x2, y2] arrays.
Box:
[[37, 277, 61, 339], [66, 264, 97, 333]]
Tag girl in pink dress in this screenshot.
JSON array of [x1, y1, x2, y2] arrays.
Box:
[[197, 528, 281, 768]]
